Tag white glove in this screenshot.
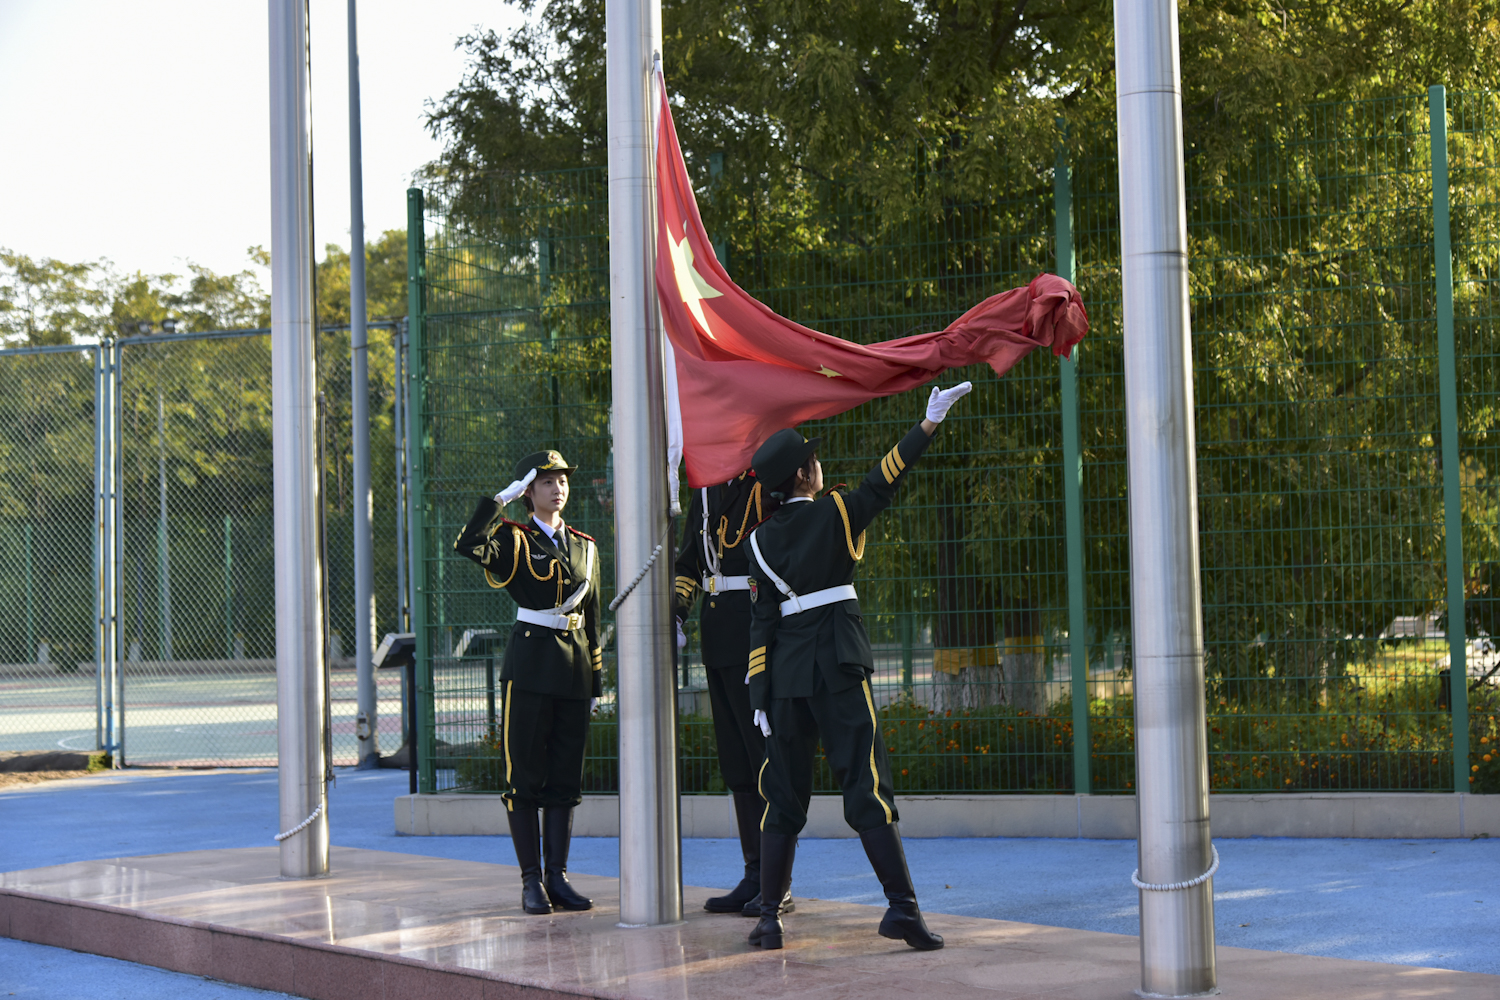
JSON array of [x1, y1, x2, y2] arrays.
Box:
[[925, 381, 973, 424], [753, 709, 771, 737], [591, 697, 600, 714], [495, 468, 537, 504], [675, 620, 687, 649]]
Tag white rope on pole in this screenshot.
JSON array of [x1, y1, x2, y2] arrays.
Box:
[[1132, 844, 1219, 892], [274, 802, 324, 842]]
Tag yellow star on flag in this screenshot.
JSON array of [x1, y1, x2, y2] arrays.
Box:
[[815, 366, 843, 378], [668, 233, 724, 339]]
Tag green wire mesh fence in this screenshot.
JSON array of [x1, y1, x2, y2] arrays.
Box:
[[0, 347, 100, 759], [415, 89, 1500, 797]]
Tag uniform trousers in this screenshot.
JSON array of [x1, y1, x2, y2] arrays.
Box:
[[759, 676, 900, 835], [500, 681, 590, 810], [705, 662, 766, 795]]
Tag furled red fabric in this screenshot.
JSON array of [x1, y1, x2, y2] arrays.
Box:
[[654, 83, 1090, 488]]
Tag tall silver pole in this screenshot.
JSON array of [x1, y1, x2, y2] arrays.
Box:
[[347, 0, 378, 768], [270, 0, 329, 878], [605, 0, 680, 927], [1115, 1, 1216, 995]]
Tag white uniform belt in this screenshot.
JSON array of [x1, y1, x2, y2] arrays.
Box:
[[779, 584, 858, 617], [703, 574, 751, 593], [516, 606, 586, 632]]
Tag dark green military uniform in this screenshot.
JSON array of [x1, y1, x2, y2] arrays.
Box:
[[453, 448, 602, 916], [745, 422, 933, 835], [454, 497, 603, 809], [674, 473, 768, 793], [674, 473, 778, 913]]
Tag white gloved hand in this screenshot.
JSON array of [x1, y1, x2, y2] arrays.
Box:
[[675, 620, 687, 649], [591, 697, 600, 714], [753, 709, 772, 737], [925, 381, 973, 424], [495, 467, 537, 504]]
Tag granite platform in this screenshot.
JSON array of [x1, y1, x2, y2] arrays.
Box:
[[2, 847, 1497, 1000]]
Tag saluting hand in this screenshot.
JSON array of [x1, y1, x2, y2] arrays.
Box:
[[495, 467, 538, 504], [925, 381, 973, 424]]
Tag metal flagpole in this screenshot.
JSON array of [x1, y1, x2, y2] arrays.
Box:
[[605, 0, 680, 926], [1114, 1, 1217, 995], [347, 0, 378, 769], [270, 0, 330, 877]]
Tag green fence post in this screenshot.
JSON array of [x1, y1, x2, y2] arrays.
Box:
[[406, 187, 435, 794], [1430, 86, 1469, 793], [1057, 139, 1091, 795]]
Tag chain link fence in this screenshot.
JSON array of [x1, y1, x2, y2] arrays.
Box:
[[416, 88, 1500, 797], [0, 346, 100, 758], [0, 327, 407, 767]]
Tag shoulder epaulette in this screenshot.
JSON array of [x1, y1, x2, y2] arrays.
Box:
[[568, 526, 597, 542], [500, 518, 531, 530], [829, 483, 851, 494]]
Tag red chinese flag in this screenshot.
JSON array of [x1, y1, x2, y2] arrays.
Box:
[[654, 82, 1089, 489]]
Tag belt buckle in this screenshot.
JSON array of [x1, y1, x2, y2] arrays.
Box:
[[565, 612, 584, 631], [708, 576, 718, 594]]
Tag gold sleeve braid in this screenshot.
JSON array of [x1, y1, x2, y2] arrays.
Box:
[[483, 527, 523, 589], [830, 492, 867, 561], [879, 442, 906, 485], [747, 645, 767, 678]]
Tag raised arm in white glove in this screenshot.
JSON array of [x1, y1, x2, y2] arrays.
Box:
[[495, 467, 537, 505], [925, 381, 973, 424], [753, 709, 772, 737]]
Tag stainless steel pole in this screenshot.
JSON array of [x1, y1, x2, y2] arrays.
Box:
[[270, 0, 329, 878], [605, 0, 680, 926], [347, 0, 378, 768], [111, 341, 124, 767], [1115, 1, 1216, 995], [94, 346, 107, 753]]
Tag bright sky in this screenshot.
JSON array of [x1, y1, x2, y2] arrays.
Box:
[[0, 0, 523, 281]]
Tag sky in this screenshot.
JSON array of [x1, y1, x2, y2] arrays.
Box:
[[0, 0, 524, 282]]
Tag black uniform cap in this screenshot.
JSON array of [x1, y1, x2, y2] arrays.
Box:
[[751, 429, 821, 491], [514, 449, 577, 482]]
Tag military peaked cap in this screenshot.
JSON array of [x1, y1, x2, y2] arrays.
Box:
[[514, 449, 577, 482], [751, 428, 821, 493]]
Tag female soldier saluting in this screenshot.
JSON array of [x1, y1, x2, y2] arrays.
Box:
[[454, 450, 602, 916], [744, 381, 972, 952]]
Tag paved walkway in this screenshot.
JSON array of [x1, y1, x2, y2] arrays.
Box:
[[2, 768, 1497, 999]]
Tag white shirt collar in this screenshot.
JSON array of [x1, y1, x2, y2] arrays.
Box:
[[786, 496, 814, 504], [533, 515, 564, 540]]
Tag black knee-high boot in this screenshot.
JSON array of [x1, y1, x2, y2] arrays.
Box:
[[748, 831, 796, 949], [507, 806, 552, 915], [542, 806, 593, 911], [859, 823, 943, 950], [706, 790, 763, 912]]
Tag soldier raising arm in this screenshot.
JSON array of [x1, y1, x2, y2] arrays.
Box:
[[743, 381, 972, 953], [454, 450, 602, 917]]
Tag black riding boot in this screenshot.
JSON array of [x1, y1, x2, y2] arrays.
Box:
[[542, 806, 594, 911], [707, 790, 763, 912], [738, 887, 795, 918], [507, 806, 552, 915], [859, 823, 943, 950], [748, 831, 796, 950]]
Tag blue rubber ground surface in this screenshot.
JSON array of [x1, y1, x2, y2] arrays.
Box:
[[2, 768, 1497, 999]]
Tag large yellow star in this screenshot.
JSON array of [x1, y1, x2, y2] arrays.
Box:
[[668, 233, 724, 339], [815, 366, 843, 378]]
